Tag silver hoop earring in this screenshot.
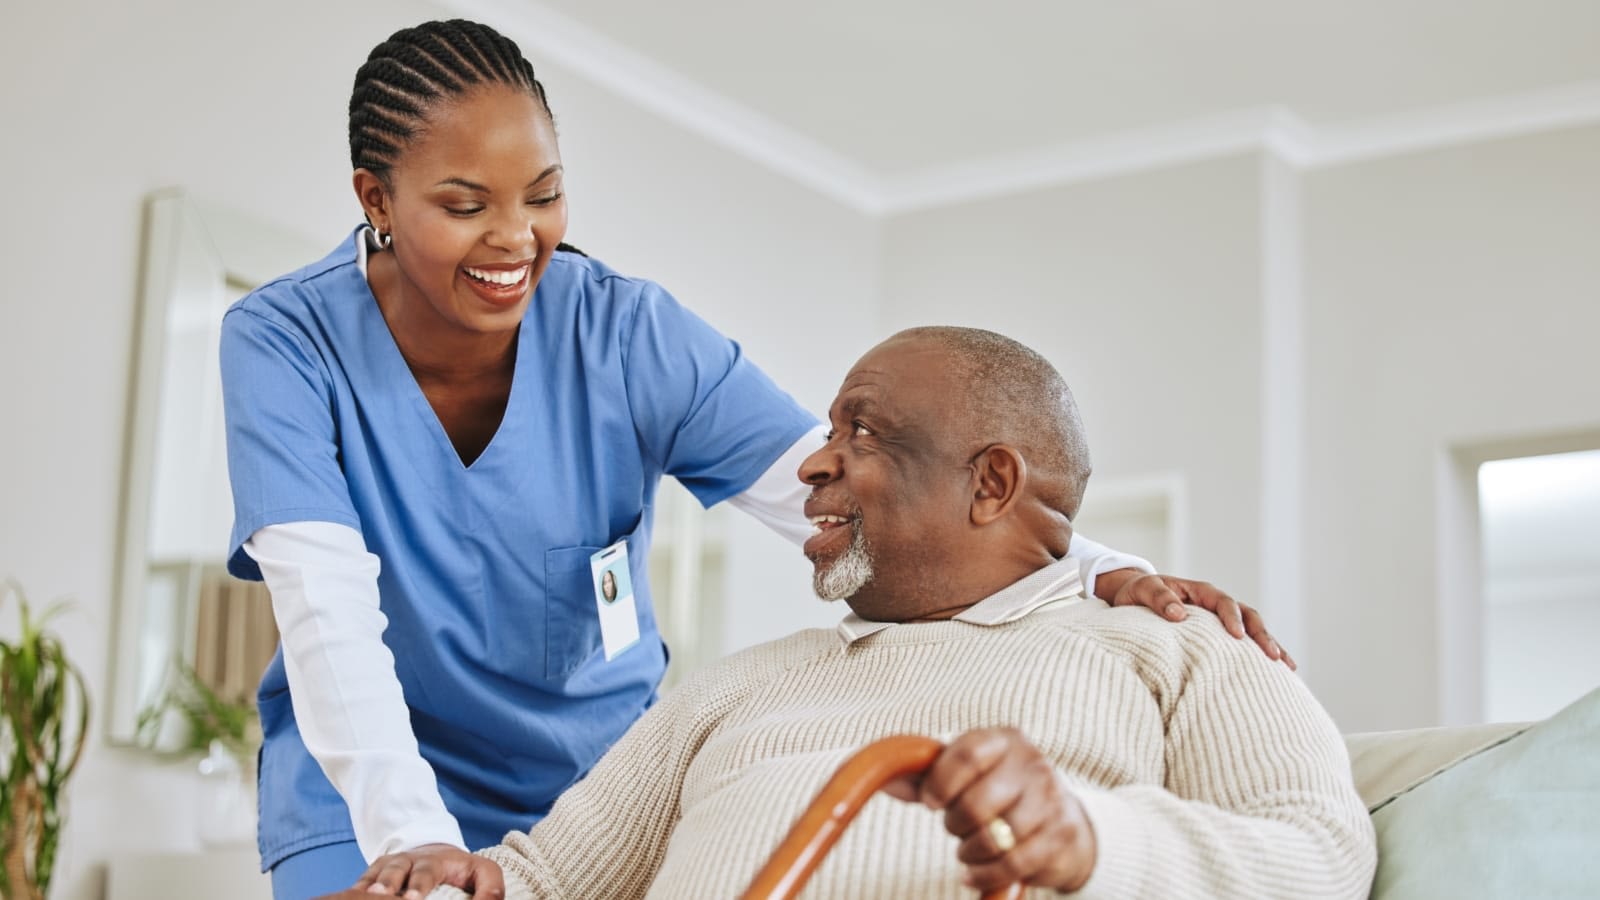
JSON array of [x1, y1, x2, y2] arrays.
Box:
[[378, 230, 393, 249]]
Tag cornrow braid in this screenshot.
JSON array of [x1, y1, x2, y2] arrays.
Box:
[[348, 19, 585, 256], [349, 19, 550, 182]]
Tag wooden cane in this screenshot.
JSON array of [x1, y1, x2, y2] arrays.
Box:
[[740, 734, 1023, 900]]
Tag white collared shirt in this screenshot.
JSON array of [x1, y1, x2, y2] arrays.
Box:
[[836, 556, 1087, 644]]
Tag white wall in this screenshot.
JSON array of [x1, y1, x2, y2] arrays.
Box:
[[879, 155, 1267, 613], [0, 1, 873, 896], [1303, 124, 1600, 731]]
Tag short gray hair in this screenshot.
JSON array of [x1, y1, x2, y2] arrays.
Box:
[[891, 326, 1091, 519]]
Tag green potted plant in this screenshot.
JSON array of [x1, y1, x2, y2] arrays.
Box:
[[137, 659, 262, 847], [0, 579, 90, 900], [136, 661, 261, 768]]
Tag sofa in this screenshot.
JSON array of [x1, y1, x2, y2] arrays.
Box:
[[1343, 687, 1599, 898]]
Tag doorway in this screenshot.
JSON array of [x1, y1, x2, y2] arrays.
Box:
[[1478, 449, 1600, 722]]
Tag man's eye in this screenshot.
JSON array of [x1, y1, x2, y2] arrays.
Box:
[[852, 421, 872, 436], [823, 429, 836, 442]]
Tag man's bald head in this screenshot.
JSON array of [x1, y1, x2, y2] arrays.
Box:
[[886, 326, 1091, 520]]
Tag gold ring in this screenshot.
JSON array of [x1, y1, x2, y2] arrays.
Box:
[[986, 816, 1017, 853]]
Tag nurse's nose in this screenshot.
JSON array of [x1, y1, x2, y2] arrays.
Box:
[[485, 207, 536, 254]]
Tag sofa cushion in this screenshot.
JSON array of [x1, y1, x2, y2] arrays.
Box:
[[1344, 720, 1528, 811], [1364, 687, 1600, 898]]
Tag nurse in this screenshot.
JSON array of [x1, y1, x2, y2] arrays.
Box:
[[220, 19, 1289, 900]]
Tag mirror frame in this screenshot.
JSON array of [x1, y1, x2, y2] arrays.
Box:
[[108, 189, 324, 745]]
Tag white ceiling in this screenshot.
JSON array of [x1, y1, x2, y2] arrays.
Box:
[[442, 0, 1600, 211], [526, 0, 1600, 172]]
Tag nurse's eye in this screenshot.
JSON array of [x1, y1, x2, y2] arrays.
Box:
[[445, 205, 484, 216], [528, 192, 564, 207]]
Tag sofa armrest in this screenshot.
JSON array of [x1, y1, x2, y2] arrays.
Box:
[[1343, 720, 1530, 811]]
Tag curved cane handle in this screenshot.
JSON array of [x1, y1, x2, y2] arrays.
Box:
[[739, 734, 1022, 900]]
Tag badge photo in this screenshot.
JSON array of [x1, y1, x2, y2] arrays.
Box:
[[590, 541, 640, 660]]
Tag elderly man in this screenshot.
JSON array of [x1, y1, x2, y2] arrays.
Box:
[[353, 327, 1375, 898]]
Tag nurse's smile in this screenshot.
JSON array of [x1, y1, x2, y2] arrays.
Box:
[[461, 261, 532, 307]]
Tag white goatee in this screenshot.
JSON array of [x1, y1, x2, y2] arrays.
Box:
[[813, 519, 874, 601]]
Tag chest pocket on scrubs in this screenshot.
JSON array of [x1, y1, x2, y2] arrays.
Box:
[[543, 522, 644, 681]]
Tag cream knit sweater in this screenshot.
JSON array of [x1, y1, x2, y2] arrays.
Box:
[[433, 597, 1375, 899]]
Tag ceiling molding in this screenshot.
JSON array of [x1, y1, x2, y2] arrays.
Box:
[[887, 82, 1600, 212], [1280, 79, 1600, 168], [437, 0, 886, 214], [436, 0, 1600, 216], [880, 107, 1282, 214]]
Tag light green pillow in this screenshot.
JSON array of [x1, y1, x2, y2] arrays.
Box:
[[1370, 687, 1600, 899]]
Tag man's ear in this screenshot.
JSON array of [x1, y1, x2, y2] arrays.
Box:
[[352, 168, 391, 233], [970, 444, 1026, 526]]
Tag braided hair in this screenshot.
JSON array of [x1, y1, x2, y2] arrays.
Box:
[[348, 19, 585, 254], [349, 19, 550, 181]]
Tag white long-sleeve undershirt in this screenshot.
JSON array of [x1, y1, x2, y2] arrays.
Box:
[[245, 426, 1153, 862], [245, 521, 466, 860]]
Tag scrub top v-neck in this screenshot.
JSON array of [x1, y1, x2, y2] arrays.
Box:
[[219, 228, 815, 866]]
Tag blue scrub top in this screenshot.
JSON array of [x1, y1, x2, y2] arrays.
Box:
[[219, 229, 816, 868]]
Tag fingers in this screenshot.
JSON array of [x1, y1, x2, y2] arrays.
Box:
[[1089, 567, 1139, 603], [915, 728, 1012, 811], [359, 855, 414, 895], [464, 858, 506, 900], [880, 772, 924, 803], [349, 846, 499, 900], [1237, 603, 1297, 669], [1111, 574, 1187, 621], [1120, 574, 1301, 671], [1236, 604, 1294, 668], [939, 749, 1047, 847], [1241, 604, 1275, 656], [1154, 581, 1187, 622], [1216, 593, 1245, 638], [918, 730, 1096, 893], [960, 811, 1094, 893], [953, 766, 1057, 865], [1179, 580, 1243, 638], [399, 856, 440, 899]]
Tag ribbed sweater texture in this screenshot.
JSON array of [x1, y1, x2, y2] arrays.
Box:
[[434, 599, 1375, 898]]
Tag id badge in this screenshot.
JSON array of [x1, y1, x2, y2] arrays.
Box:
[[590, 541, 640, 660]]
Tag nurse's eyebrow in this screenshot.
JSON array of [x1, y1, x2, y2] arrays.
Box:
[[434, 166, 564, 192]]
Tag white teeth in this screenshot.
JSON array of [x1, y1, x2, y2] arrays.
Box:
[[465, 266, 528, 286], [808, 515, 850, 527]]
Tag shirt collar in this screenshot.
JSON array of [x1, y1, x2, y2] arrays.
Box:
[[834, 556, 1086, 645], [355, 224, 383, 276]]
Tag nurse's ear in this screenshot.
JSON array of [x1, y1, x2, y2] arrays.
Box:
[[352, 168, 392, 236]]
